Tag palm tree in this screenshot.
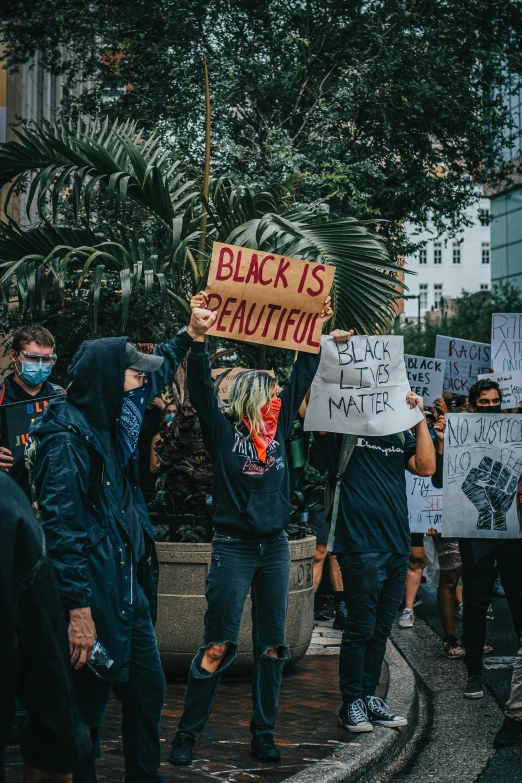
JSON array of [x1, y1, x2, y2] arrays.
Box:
[[0, 118, 406, 337]]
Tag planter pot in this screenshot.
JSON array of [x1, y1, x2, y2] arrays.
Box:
[[156, 535, 316, 677]]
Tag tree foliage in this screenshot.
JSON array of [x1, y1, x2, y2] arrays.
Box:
[[394, 284, 522, 357], [2, 0, 522, 251]]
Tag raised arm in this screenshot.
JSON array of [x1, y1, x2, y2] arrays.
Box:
[[406, 393, 436, 477]]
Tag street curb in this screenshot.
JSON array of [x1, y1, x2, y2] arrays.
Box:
[[285, 641, 419, 783]]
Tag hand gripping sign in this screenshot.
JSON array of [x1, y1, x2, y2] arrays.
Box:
[[204, 242, 335, 353]]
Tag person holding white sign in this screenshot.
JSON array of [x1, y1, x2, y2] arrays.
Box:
[[455, 379, 522, 700], [311, 338, 435, 734]]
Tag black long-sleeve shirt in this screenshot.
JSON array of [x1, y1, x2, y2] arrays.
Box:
[[187, 342, 320, 537]]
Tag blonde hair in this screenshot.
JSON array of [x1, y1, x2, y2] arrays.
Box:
[[226, 370, 277, 434]]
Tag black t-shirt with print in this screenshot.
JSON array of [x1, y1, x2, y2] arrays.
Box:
[[187, 342, 320, 539], [334, 432, 417, 556]]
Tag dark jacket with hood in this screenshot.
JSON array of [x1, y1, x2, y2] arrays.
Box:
[[28, 330, 193, 682]]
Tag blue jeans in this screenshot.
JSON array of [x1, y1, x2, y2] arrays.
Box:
[[73, 584, 166, 783], [177, 532, 291, 740], [337, 552, 408, 703]]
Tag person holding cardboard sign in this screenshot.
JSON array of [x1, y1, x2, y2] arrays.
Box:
[[169, 292, 351, 767]]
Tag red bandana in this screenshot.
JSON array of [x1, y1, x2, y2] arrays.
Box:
[[243, 398, 282, 464]]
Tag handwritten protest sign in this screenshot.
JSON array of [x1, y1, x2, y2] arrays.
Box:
[[406, 472, 442, 533], [304, 335, 423, 436], [491, 313, 522, 372], [204, 242, 335, 353], [478, 370, 522, 409], [435, 336, 491, 395], [404, 354, 445, 406], [442, 412, 522, 538], [0, 395, 62, 460], [211, 367, 275, 402]]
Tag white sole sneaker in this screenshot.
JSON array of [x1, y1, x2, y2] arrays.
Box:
[[338, 717, 373, 733], [372, 717, 408, 727], [398, 613, 414, 628]]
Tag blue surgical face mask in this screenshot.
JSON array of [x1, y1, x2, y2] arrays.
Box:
[[164, 412, 176, 424], [18, 360, 52, 387]]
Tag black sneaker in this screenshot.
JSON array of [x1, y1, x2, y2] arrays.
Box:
[[338, 698, 373, 733], [250, 734, 281, 762], [365, 695, 408, 727], [494, 717, 522, 748], [315, 595, 335, 621], [464, 675, 484, 699], [332, 600, 348, 631], [169, 733, 195, 766]]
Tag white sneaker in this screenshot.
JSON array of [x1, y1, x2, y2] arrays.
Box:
[[399, 608, 415, 628], [456, 602, 464, 620]]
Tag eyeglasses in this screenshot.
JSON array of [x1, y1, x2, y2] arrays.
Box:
[[124, 371, 148, 385], [18, 351, 57, 366]]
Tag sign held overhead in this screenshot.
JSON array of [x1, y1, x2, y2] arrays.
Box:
[[404, 354, 445, 406], [204, 242, 335, 353], [435, 335, 491, 395]]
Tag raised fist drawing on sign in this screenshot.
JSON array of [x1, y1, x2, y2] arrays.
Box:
[[462, 457, 518, 532]]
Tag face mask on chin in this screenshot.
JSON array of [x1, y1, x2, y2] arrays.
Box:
[[17, 359, 52, 387], [476, 404, 502, 414]]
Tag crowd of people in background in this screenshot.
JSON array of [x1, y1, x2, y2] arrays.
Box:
[[2, 304, 522, 782]]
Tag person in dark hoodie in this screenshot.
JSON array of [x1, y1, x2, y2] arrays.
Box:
[[0, 472, 84, 783], [168, 292, 350, 767], [27, 315, 206, 783]]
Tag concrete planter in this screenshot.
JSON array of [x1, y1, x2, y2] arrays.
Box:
[[156, 536, 316, 676]]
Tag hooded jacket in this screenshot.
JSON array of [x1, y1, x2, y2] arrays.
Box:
[[28, 330, 193, 682]]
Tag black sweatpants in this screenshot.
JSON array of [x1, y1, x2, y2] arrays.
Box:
[[460, 539, 522, 677]]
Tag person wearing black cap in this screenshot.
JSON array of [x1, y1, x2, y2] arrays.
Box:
[[26, 313, 207, 783]]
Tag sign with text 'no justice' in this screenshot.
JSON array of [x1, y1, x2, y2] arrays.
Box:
[[435, 335, 491, 395], [304, 335, 423, 436], [204, 242, 335, 353], [442, 413, 522, 538]]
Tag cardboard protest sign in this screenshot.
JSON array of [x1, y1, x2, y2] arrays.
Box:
[[406, 472, 442, 534], [211, 367, 275, 402], [491, 313, 522, 372], [0, 395, 62, 460], [204, 242, 335, 353], [303, 335, 423, 436], [442, 412, 522, 538], [404, 354, 445, 406], [478, 370, 522, 409], [435, 336, 491, 396]]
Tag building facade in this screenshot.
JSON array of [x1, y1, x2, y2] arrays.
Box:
[[402, 198, 491, 320], [487, 83, 522, 291]]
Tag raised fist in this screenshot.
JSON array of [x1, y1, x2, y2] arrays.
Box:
[[462, 457, 518, 532]]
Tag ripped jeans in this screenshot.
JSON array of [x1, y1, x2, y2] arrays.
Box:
[[177, 532, 291, 740]]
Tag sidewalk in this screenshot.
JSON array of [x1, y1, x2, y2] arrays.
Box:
[[4, 622, 390, 783]]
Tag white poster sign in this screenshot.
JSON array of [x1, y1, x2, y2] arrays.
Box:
[[404, 354, 445, 406], [304, 335, 423, 436], [407, 473, 442, 533], [435, 336, 491, 396], [442, 413, 522, 538], [491, 313, 522, 372], [478, 371, 522, 410]]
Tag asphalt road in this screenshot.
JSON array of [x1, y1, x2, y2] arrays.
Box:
[[413, 582, 522, 782]]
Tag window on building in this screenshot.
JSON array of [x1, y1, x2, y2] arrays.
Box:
[[433, 241, 442, 264], [480, 284, 489, 290], [419, 284, 428, 310], [482, 242, 490, 264], [434, 284, 443, 309], [452, 242, 461, 264], [478, 208, 490, 226], [418, 247, 427, 265]]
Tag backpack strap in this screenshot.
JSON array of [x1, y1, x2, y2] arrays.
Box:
[[326, 434, 358, 552], [51, 383, 66, 394]]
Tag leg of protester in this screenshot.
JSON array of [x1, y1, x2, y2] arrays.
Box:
[[399, 535, 426, 628]]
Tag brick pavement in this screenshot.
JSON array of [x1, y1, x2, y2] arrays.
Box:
[[4, 625, 388, 783]]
